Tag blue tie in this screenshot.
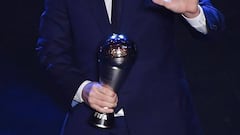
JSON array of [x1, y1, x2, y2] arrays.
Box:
[[111, 0, 119, 33]]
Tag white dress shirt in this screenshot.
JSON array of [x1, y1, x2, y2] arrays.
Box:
[[73, 1, 208, 109]]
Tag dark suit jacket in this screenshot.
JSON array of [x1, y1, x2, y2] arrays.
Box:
[[37, 0, 224, 134]]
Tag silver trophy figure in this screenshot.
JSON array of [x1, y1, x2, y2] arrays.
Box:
[[90, 34, 136, 129]]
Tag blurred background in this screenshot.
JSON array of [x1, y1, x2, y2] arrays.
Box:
[[0, 0, 239, 135]]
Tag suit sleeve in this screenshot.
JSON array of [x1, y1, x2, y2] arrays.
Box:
[[36, 0, 89, 110], [188, 0, 225, 37], [200, 0, 225, 32]]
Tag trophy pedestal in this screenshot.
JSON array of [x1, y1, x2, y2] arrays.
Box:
[[90, 112, 114, 129]]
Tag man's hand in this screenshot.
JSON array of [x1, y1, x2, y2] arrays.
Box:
[[152, 0, 200, 18], [82, 82, 118, 113]]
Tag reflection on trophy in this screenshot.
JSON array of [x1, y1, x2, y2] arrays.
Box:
[[89, 34, 136, 129]]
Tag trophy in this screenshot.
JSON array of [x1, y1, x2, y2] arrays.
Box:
[[89, 34, 136, 128]]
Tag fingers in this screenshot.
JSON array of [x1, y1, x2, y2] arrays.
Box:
[[152, 0, 167, 6], [89, 103, 115, 113], [152, 0, 199, 14], [82, 82, 118, 113], [88, 88, 118, 108], [97, 84, 117, 98]]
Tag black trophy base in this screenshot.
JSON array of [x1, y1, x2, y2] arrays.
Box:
[[90, 111, 114, 129]]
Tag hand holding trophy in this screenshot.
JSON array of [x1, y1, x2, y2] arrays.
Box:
[[89, 34, 136, 129]]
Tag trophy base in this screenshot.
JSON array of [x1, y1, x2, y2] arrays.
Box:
[[90, 111, 114, 129], [93, 123, 110, 129]]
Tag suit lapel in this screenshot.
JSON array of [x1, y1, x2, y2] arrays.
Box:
[[88, 0, 112, 36]]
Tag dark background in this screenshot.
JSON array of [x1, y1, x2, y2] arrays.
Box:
[[0, 0, 239, 135]]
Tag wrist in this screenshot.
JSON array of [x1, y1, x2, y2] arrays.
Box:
[[74, 80, 92, 103], [183, 5, 200, 18]]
